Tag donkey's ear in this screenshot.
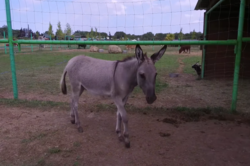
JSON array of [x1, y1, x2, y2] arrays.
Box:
[[135, 44, 144, 63], [151, 45, 167, 63]]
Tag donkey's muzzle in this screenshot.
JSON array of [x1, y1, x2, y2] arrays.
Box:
[[146, 96, 157, 104]]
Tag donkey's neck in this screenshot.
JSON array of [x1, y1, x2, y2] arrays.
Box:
[[116, 57, 138, 89]]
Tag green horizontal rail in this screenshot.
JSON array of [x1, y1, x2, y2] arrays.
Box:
[[0, 39, 8, 43], [12, 40, 237, 45], [242, 37, 250, 42]]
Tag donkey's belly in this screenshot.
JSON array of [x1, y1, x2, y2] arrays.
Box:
[[80, 79, 112, 97]]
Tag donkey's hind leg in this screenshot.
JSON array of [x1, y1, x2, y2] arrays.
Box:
[[70, 85, 84, 125], [116, 112, 122, 141], [70, 85, 84, 133]]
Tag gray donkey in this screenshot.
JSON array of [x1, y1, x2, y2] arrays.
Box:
[[60, 44, 167, 148]]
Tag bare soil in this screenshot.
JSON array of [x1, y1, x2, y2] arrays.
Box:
[[1, 104, 250, 166]]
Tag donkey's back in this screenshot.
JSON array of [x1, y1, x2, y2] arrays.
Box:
[[61, 55, 116, 96]]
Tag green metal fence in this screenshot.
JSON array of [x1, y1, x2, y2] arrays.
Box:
[[2, 0, 250, 112]]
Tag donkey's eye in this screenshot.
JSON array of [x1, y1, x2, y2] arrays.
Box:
[[140, 73, 146, 79]]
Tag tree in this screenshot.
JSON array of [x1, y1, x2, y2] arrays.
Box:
[[191, 29, 196, 39], [109, 32, 112, 40], [178, 28, 183, 40], [90, 28, 94, 39], [64, 23, 72, 36], [86, 33, 90, 39], [98, 33, 101, 40], [165, 33, 175, 41], [124, 34, 128, 40], [56, 22, 64, 40], [35, 31, 40, 37], [141, 32, 154, 40], [47, 22, 54, 38], [114, 31, 126, 40], [155, 33, 167, 40], [95, 27, 98, 39]]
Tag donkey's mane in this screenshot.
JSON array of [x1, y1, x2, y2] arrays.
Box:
[[118, 56, 135, 62], [118, 53, 148, 63]]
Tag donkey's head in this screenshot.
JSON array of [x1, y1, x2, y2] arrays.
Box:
[[135, 45, 167, 104]]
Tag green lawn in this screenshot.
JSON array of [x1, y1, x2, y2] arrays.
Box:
[[0, 46, 201, 96]]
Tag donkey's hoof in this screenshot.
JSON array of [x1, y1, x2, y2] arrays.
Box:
[[71, 120, 75, 124], [118, 136, 124, 142], [125, 142, 130, 148], [77, 127, 83, 133]]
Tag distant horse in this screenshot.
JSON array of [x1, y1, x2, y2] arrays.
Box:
[[179, 45, 191, 54], [60, 44, 167, 148]]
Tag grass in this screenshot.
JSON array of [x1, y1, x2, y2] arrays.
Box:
[[0, 47, 181, 96], [48, 147, 61, 154], [0, 98, 68, 109], [21, 133, 47, 144], [182, 56, 202, 74]]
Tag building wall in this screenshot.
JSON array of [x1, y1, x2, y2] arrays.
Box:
[[204, 0, 250, 79]]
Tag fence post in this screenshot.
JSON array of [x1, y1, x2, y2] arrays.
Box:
[[31, 33, 33, 52], [50, 35, 52, 50], [5, 0, 18, 99], [231, 0, 246, 112], [3, 32, 7, 52], [202, 13, 207, 79]]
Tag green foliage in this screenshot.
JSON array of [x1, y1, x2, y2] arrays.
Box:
[[48, 147, 61, 154], [90, 28, 94, 39], [141, 32, 154, 40], [114, 31, 126, 40], [155, 33, 166, 40], [98, 33, 101, 40], [35, 31, 40, 37], [178, 28, 183, 40], [191, 29, 196, 39], [64, 23, 72, 36], [56, 22, 64, 40], [95, 27, 98, 38], [47, 22, 54, 38], [124, 34, 128, 40], [165, 33, 175, 41], [0, 98, 68, 109]]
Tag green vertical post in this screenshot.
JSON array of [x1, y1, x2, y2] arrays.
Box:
[[31, 33, 33, 52], [152, 38, 154, 51], [201, 14, 208, 79], [64, 36, 66, 49], [5, 0, 18, 99], [18, 43, 21, 52], [178, 38, 180, 49], [231, 0, 246, 112], [50, 35, 52, 50], [4, 31, 7, 54]]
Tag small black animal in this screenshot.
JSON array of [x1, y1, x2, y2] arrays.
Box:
[[78, 44, 86, 49], [192, 62, 201, 79]]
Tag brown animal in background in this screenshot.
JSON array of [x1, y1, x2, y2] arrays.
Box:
[[179, 45, 191, 54], [126, 45, 136, 51]]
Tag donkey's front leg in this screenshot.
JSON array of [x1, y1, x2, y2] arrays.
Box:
[[114, 99, 130, 148]]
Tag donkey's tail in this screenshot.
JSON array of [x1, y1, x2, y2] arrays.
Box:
[[60, 70, 67, 95]]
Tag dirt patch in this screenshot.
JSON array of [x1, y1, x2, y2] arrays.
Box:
[[176, 57, 185, 73], [0, 105, 250, 166]]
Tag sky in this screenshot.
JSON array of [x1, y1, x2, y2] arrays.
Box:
[[0, 0, 205, 35]]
